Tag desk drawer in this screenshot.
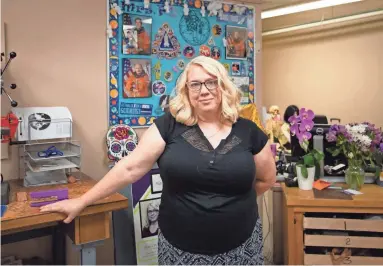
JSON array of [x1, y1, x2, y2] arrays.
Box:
[[305, 234, 383, 249], [304, 217, 383, 232], [304, 253, 383, 265]]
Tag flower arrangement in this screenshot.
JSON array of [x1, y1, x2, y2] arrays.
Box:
[[288, 108, 324, 178], [326, 122, 383, 163], [326, 122, 383, 189]]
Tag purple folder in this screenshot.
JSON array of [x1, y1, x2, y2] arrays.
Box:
[[30, 188, 69, 207]]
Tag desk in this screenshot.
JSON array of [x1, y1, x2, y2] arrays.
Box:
[[1, 173, 128, 265], [282, 184, 383, 265]]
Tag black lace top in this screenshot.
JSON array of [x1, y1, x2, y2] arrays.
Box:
[[154, 112, 268, 255]]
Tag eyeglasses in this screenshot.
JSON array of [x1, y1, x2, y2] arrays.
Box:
[[187, 79, 219, 93]]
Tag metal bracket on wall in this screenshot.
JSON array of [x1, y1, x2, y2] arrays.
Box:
[[73, 240, 104, 265]]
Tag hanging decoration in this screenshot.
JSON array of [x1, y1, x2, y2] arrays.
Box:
[[106, 124, 138, 162]]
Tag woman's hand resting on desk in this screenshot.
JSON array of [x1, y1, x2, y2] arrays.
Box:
[[40, 198, 87, 224]]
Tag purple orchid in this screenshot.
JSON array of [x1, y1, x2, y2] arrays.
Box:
[[326, 131, 337, 142], [372, 133, 382, 146], [288, 107, 315, 147], [299, 119, 314, 132], [380, 143, 383, 153], [297, 131, 312, 144], [290, 123, 299, 136], [288, 114, 300, 125], [338, 125, 345, 132], [299, 108, 314, 121], [330, 124, 340, 132]]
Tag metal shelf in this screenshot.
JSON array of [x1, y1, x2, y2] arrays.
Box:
[[25, 141, 81, 161], [26, 157, 80, 173], [14, 114, 83, 187]]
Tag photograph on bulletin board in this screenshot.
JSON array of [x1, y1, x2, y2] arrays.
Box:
[[122, 14, 152, 55], [225, 25, 248, 60], [107, 0, 256, 129], [123, 58, 152, 98]]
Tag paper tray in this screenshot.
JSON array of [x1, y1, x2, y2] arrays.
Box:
[[25, 141, 80, 161], [26, 158, 78, 172]]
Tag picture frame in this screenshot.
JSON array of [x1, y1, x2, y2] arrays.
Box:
[[232, 76, 250, 104], [122, 58, 152, 98], [225, 25, 247, 60], [150, 173, 163, 194], [122, 14, 152, 55], [139, 198, 161, 239]]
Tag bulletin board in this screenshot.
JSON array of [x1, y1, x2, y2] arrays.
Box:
[[107, 0, 256, 128]]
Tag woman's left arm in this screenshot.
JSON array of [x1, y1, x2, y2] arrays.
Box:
[[253, 142, 277, 195]]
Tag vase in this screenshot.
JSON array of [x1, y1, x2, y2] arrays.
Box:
[[296, 165, 315, 190], [345, 160, 365, 191]]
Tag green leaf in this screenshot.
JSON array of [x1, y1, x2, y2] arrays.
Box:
[[301, 140, 309, 153], [313, 150, 325, 162], [331, 149, 341, 157], [303, 154, 315, 167], [300, 164, 308, 178]]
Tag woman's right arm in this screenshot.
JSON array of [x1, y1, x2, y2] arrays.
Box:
[[81, 123, 165, 206], [40, 124, 165, 222]]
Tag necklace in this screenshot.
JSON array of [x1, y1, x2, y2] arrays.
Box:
[[203, 126, 223, 139]]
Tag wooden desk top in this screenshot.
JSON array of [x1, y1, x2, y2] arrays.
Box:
[[1, 173, 128, 232], [282, 183, 383, 210]]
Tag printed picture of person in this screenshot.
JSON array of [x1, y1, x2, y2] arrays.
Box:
[[226, 26, 247, 59], [123, 27, 138, 54], [122, 15, 152, 55], [140, 198, 161, 239], [123, 59, 151, 98]]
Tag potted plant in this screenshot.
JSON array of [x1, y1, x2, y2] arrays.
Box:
[[326, 122, 383, 190], [288, 108, 324, 190]]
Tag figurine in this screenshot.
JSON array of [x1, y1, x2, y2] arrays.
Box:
[[111, 3, 122, 15], [184, 1, 189, 16], [144, 0, 150, 9], [265, 105, 288, 148], [164, 0, 170, 13], [200, 4, 205, 17], [207, 1, 222, 16]]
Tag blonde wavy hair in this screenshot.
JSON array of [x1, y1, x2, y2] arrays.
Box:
[[169, 56, 242, 126]]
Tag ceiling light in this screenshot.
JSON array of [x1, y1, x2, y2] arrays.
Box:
[[261, 0, 362, 19]]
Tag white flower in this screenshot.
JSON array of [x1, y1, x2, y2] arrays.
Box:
[[360, 135, 372, 146], [348, 153, 354, 159]]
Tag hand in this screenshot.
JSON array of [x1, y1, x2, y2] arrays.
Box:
[[40, 197, 87, 224]]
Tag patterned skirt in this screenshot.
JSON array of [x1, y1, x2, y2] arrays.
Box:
[[158, 218, 264, 265]]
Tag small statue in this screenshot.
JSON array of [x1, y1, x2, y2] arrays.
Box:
[[164, 0, 170, 13], [265, 105, 287, 147]]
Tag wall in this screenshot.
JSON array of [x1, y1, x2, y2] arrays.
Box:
[[1, 0, 122, 264], [1, 0, 263, 264], [262, 15, 383, 127]]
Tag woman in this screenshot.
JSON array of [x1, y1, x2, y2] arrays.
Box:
[[141, 200, 160, 238], [41, 56, 276, 265], [281, 105, 299, 149]]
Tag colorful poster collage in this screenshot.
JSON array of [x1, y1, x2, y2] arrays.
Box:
[[108, 0, 256, 128]]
